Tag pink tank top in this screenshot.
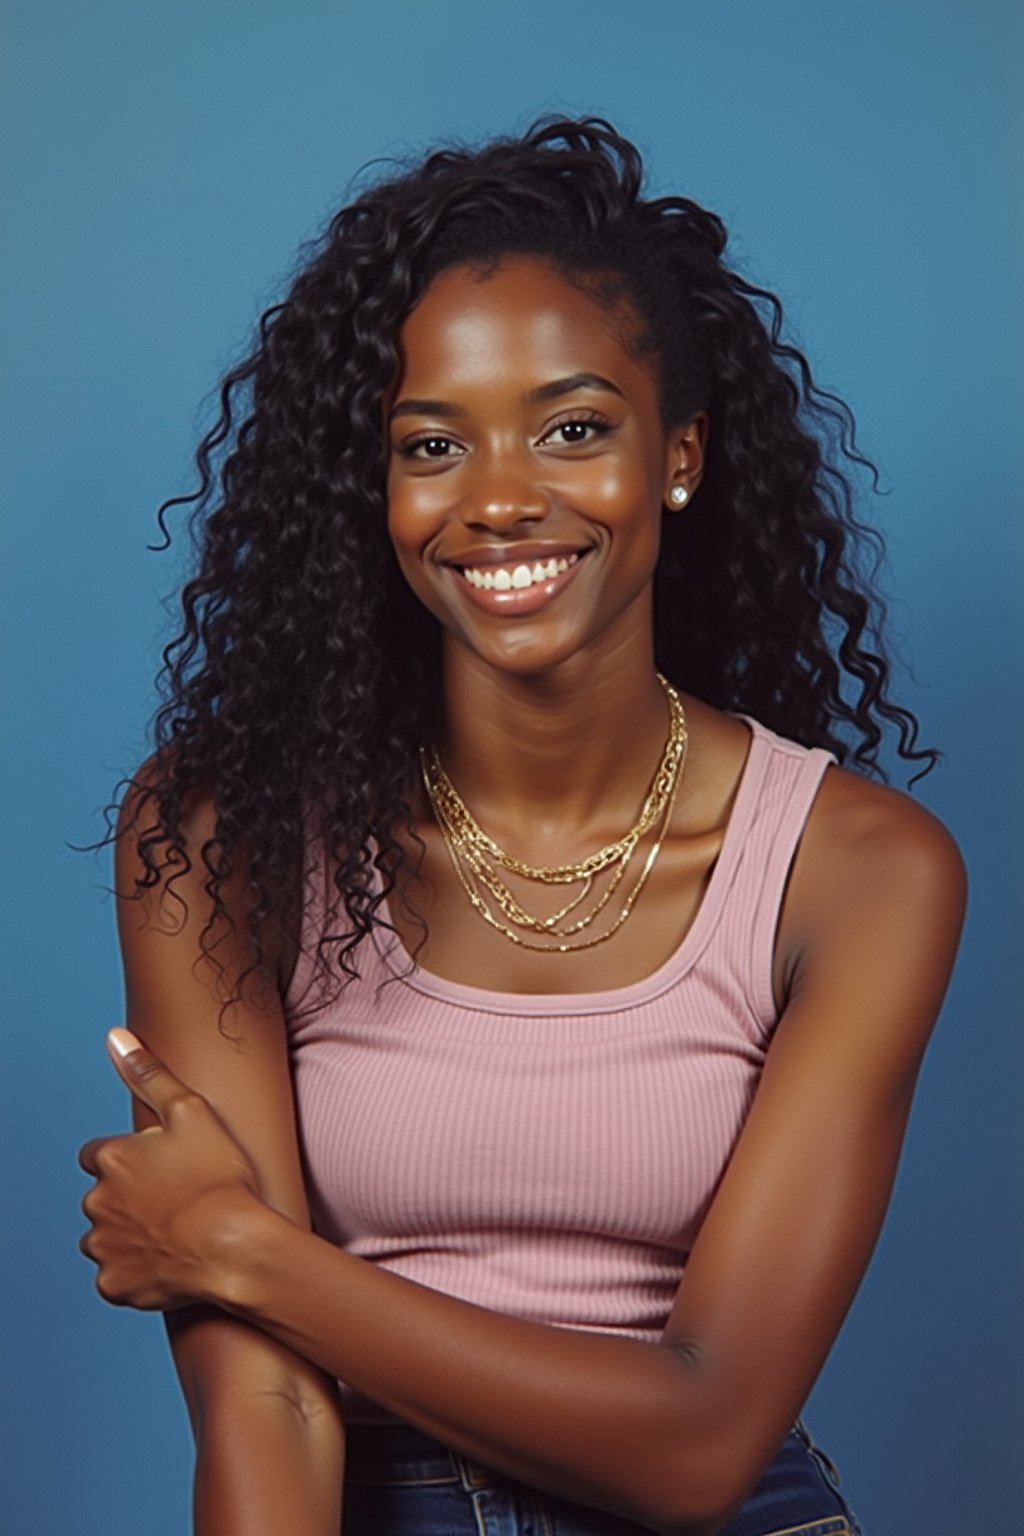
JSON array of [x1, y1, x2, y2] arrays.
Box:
[[284, 712, 837, 1422]]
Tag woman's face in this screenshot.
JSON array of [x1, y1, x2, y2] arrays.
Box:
[[385, 255, 704, 676]]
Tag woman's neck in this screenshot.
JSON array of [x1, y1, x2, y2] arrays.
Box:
[[428, 639, 678, 863]]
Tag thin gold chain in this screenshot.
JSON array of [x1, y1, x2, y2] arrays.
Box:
[[420, 677, 685, 883], [418, 675, 688, 953]]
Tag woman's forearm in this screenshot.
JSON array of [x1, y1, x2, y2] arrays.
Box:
[[208, 1201, 709, 1534], [193, 1395, 345, 1536]]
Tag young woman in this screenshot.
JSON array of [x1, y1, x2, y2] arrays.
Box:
[[77, 118, 967, 1536]]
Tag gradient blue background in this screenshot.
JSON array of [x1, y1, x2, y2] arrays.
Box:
[[3, 3, 1021, 1532]]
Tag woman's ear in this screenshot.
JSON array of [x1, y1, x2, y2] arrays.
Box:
[[662, 411, 709, 511]]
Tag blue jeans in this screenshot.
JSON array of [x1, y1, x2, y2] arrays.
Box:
[[342, 1417, 865, 1535]]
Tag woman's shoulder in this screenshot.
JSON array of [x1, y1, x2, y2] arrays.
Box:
[[808, 748, 962, 868], [683, 694, 966, 934], [788, 746, 967, 963], [116, 748, 216, 832], [116, 752, 299, 998]]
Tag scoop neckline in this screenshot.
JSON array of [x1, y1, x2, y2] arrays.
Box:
[[370, 712, 769, 1016]]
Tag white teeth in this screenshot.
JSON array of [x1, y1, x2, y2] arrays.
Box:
[[460, 555, 577, 590]]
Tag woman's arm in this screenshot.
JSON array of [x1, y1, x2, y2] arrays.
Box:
[[171, 1308, 343, 1536], [190, 781, 966, 1536], [110, 770, 345, 1536]]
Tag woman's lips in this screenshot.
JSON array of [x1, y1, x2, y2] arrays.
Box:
[[447, 551, 592, 616]]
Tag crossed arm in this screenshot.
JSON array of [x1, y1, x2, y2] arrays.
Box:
[[83, 773, 967, 1536]]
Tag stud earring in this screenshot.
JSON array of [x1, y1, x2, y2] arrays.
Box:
[[669, 485, 689, 507]]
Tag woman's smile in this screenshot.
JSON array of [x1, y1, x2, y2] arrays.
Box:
[[446, 547, 592, 616]]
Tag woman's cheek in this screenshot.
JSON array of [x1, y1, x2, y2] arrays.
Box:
[[385, 492, 448, 617], [387, 473, 451, 551]]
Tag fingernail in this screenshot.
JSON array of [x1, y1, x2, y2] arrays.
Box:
[[107, 1027, 139, 1058]]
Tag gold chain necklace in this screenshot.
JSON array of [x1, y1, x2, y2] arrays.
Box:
[[418, 674, 688, 953]]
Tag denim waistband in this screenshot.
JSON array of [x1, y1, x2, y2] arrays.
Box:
[[343, 1416, 816, 1491]]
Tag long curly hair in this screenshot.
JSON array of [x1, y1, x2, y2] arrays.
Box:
[[100, 114, 938, 1015]]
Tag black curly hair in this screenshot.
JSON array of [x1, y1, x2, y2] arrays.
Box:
[[99, 114, 938, 1016]]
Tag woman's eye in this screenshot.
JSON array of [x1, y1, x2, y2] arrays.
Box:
[[399, 435, 462, 460], [540, 417, 611, 446]]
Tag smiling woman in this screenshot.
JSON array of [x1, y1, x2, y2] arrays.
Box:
[[384, 258, 703, 675], [79, 117, 966, 1536]]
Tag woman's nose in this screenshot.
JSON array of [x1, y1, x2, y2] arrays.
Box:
[[463, 450, 551, 529]]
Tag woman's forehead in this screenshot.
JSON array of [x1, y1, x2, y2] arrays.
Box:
[[394, 256, 652, 398]]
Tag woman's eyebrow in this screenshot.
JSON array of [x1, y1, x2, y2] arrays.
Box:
[[389, 373, 626, 423], [524, 372, 626, 405], [389, 396, 461, 422]]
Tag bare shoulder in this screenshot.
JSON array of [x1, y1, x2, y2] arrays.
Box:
[[807, 758, 968, 901], [789, 759, 968, 1060], [116, 750, 220, 874], [114, 750, 215, 897], [683, 700, 968, 1010], [115, 751, 290, 997]]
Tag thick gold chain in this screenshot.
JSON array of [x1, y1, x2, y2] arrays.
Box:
[[418, 674, 688, 953]]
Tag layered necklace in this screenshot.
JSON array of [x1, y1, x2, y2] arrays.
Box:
[[418, 674, 688, 953]]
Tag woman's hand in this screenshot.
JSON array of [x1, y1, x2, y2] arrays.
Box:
[[78, 1028, 264, 1311]]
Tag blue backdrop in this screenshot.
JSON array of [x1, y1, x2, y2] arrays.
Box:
[[3, 3, 1020, 1532]]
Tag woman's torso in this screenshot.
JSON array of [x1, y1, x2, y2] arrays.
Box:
[[280, 698, 863, 1424]]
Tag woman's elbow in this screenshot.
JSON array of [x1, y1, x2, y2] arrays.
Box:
[[646, 1497, 732, 1536], [641, 1438, 747, 1536]]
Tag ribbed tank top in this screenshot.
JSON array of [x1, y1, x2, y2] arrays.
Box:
[[284, 712, 837, 1423]]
